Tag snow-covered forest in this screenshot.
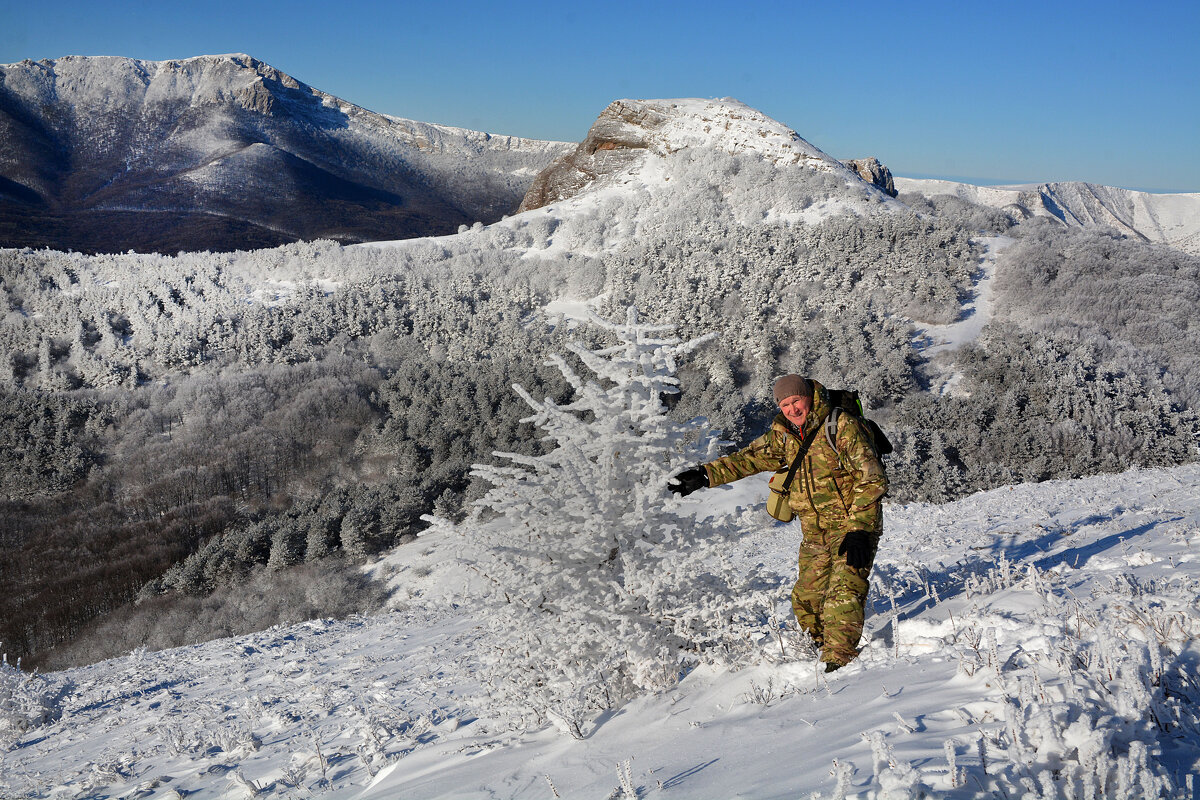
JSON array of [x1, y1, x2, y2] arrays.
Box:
[[1, 94, 1198, 798]]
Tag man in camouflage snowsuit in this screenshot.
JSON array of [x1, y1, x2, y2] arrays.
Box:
[[670, 375, 887, 671]]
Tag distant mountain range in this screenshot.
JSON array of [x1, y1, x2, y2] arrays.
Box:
[[3, 54, 1197, 257], [895, 177, 1200, 256], [0, 54, 570, 253]]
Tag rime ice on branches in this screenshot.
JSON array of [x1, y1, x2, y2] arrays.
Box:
[[434, 307, 782, 734]]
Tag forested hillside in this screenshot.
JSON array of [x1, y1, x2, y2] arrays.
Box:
[[2, 103, 1197, 671]]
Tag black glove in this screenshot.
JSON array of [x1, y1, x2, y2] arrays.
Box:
[[838, 530, 873, 570], [668, 466, 709, 497]]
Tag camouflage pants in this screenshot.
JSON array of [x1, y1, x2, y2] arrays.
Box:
[[790, 520, 877, 666]]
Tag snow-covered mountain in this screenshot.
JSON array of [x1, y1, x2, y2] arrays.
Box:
[[356, 96, 904, 260], [4, 458, 1197, 798], [0, 54, 570, 252], [518, 97, 875, 212], [896, 176, 1200, 256]]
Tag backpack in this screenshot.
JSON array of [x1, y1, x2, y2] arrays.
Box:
[[823, 389, 893, 460]]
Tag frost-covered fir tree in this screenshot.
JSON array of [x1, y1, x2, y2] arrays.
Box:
[[436, 308, 783, 734]]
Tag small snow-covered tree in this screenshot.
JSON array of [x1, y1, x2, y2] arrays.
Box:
[[0, 656, 64, 747], [443, 307, 780, 732]]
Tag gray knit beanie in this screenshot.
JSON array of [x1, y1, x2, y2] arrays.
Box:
[[773, 374, 812, 404]]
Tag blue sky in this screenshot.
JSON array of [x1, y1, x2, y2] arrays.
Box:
[[3, 0, 1197, 192]]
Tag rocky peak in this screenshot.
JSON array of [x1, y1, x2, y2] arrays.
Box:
[[842, 157, 897, 197], [0, 54, 356, 119], [519, 98, 855, 212]]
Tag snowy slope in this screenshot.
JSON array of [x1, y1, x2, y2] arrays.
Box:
[[0, 54, 569, 192], [4, 463, 1198, 799], [914, 235, 1011, 359], [913, 235, 1014, 396], [895, 177, 1200, 256]]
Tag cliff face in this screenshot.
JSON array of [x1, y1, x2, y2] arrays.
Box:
[[518, 100, 671, 212], [843, 157, 897, 197], [0, 55, 570, 253]]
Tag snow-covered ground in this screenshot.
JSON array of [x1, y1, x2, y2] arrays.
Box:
[[248, 278, 343, 307], [4, 462, 1198, 799], [914, 236, 1011, 360], [913, 236, 1013, 397]]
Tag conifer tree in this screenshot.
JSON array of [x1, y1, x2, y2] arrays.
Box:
[[440, 307, 781, 733]]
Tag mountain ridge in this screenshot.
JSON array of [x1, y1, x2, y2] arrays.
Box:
[[0, 54, 571, 253], [896, 176, 1200, 255]]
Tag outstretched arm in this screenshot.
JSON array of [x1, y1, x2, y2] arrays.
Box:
[[704, 426, 790, 488]]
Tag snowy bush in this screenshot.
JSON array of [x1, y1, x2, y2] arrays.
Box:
[[0, 656, 66, 748], [438, 308, 782, 732]]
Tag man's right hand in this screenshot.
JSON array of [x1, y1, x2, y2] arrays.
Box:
[[668, 466, 709, 497]]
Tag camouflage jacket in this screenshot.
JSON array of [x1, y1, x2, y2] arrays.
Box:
[[703, 380, 887, 534]]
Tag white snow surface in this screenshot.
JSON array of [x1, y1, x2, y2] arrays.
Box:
[[249, 278, 342, 308], [541, 294, 611, 328], [901, 235, 1028, 397], [914, 235, 1013, 396], [614, 98, 851, 172], [896, 177, 1200, 256], [4, 463, 1199, 798], [915, 236, 1011, 360]]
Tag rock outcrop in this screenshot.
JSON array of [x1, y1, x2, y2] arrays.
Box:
[[842, 157, 897, 197], [519, 98, 858, 212], [519, 100, 671, 212]]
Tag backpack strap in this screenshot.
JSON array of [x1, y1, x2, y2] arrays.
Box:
[[779, 436, 811, 492], [779, 412, 827, 492], [827, 406, 886, 465], [823, 389, 858, 459], [825, 407, 842, 458]]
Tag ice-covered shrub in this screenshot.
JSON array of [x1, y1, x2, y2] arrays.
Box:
[[438, 308, 781, 732], [0, 656, 66, 747]]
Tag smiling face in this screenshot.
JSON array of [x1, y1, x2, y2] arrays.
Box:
[[779, 394, 812, 428]]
